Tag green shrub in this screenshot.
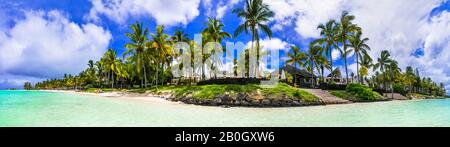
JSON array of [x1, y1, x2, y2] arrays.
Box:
[[346, 83, 378, 101]]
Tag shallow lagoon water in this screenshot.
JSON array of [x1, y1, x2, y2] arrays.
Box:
[[1, 90, 449, 127]]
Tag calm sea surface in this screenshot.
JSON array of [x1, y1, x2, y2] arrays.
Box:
[[1, 90, 449, 127]]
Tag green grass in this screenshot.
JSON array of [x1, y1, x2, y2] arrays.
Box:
[[83, 83, 320, 102], [330, 90, 357, 101], [261, 83, 318, 102]]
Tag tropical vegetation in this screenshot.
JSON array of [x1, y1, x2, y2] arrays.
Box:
[[26, 0, 446, 100]]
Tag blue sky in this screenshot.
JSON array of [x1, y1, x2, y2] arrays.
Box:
[[0, 0, 449, 92]]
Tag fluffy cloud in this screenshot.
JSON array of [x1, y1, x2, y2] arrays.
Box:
[[0, 10, 112, 88], [87, 0, 201, 25], [246, 38, 291, 52], [265, 0, 450, 92], [203, 0, 241, 19]]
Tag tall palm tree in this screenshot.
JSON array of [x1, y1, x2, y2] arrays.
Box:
[[349, 31, 371, 83], [404, 66, 416, 94], [286, 46, 306, 86], [101, 48, 119, 89], [171, 29, 189, 82], [202, 17, 232, 79], [387, 59, 401, 98], [233, 0, 274, 78], [149, 25, 172, 86], [316, 20, 339, 79], [305, 43, 324, 87], [374, 50, 392, 93], [337, 11, 360, 84], [124, 22, 149, 88], [286, 46, 304, 68], [359, 54, 373, 84]]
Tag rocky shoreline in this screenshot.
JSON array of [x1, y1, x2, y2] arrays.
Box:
[[150, 92, 325, 107]]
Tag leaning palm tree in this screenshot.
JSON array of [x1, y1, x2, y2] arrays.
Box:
[[315, 20, 339, 79], [373, 50, 392, 93], [124, 22, 149, 88], [233, 0, 274, 78], [337, 11, 361, 84], [349, 31, 371, 83], [202, 17, 232, 79]]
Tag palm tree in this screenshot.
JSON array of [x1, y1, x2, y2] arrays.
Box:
[[233, 0, 274, 78], [286, 46, 305, 68], [337, 11, 360, 84], [124, 22, 149, 88], [404, 66, 416, 94], [388, 59, 401, 98], [149, 25, 172, 86], [316, 20, 339, 79], [374, 50, 392, 93], [359, 54, 373, 84], [305, 43, 324, 87], [171, 29, 189, 83], [171, 30, 189, 43], [349, 31, 371, 83], [202, 17, 232, 79], [286, 45, 306, 86]]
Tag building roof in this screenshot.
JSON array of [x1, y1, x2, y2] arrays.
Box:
[[282, 65, 317, 78]]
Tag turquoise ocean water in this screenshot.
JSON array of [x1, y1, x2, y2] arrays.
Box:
[[1, 90, 449, 127]]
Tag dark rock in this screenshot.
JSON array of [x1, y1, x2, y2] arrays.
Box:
[[244, 95, 252, 102], [233, 100, 241, 106], [240, 101, 249, 106], [250, 100, 260, 106], [261, 99, 271, 106]]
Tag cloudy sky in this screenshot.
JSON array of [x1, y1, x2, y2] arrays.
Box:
[[0, 0, 449, 92]]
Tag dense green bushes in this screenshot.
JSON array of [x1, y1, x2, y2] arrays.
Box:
[[346, 83, 381, 101]]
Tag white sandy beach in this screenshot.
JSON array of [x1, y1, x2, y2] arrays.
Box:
[[40, 90, 183, 105]]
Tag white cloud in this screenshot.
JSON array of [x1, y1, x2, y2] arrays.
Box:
[[332, 49, 341, 61], [246, 38, 291, 52], [203, 0, 241, 19], [0, 10, 112, 85], [87, 0, 201, 25]]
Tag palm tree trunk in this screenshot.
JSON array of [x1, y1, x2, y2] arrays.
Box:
[[111, 70, 114, 89], [321, 65, 325, 83], [256, 36, 260, 79], [250, 33, 254, 79], [294, 62, 297, 86], [156, 63, 159, 88], [310, 60, 314, 88], [143, 60, 147, 88], [344, 51, 349, 84], [356, 53, 360, 84], [329, 46, 333, 82]]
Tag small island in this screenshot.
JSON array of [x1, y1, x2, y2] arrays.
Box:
[[25, 0, 447, 107]]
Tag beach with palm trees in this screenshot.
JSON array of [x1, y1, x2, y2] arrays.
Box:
[[28, 0, 447, 107]]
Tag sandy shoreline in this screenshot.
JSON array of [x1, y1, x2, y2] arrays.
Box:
[[40, 90, 183, 105]]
